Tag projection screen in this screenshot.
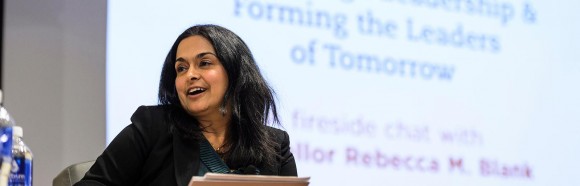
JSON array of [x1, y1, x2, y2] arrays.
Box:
[[107, 1, 580, 185]]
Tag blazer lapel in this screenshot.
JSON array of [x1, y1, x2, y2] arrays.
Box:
[[173, 130, 200, 186]]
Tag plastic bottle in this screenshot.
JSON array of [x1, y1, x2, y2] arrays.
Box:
[[0, 90, 15, 186], [8, 126, 32, 186]]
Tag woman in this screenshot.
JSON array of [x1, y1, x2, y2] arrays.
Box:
[[76, 25, 297, 186]]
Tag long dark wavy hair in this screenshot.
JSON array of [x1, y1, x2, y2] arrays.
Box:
[[158, 24, 280, 170]]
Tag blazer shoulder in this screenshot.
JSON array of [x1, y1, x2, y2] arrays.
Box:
[[266, 126, 290, 144], [129, 105, 174, 134], [266, 126, 297, 176], [266, 126, 285, 134], [131, 105, 171, 122]]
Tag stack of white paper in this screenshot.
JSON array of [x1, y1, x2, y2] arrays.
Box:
[[189, 173, 310, 186]]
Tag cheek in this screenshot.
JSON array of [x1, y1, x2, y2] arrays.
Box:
[[205, 73, 224, 88], [211, 70, 229, 90], [175, 77, 186, 95]]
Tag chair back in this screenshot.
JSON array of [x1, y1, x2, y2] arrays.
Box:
[[53, 160, 95, 186]]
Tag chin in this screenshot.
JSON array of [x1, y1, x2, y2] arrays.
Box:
[[184, 106, 210, 115]]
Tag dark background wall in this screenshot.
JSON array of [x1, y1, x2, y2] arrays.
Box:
[[2, 0, 106, 185]]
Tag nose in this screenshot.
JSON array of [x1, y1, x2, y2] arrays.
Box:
[[187, 68, 200, 80]]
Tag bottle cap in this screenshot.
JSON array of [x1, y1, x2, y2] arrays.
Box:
[[13, 126, 23, 138]]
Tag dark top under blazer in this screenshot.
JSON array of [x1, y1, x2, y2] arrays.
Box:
[[75, 105, 297, 186]]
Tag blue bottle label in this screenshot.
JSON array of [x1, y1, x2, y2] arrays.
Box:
[[0, 127, 12, 166], [8, 156, 32, 186]]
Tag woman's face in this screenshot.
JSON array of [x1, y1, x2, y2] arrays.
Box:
[[174, 36, 229, 118]]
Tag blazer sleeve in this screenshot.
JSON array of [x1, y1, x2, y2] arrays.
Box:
[[279, 130, 298, 176], [75, 106, 159, 186]]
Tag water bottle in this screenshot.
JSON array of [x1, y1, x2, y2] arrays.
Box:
[[0, 90, 15, 186], [8, 126, 32, 186]]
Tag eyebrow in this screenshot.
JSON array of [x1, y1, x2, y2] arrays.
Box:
[[175, 52, 217, 63], [196, 52, 217, 59]]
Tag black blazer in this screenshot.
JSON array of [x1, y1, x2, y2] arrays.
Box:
[[75, 106, 297, 186]]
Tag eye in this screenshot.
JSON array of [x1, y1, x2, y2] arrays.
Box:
[[199, 60, 212, 67], [175, 64, 188, 73]]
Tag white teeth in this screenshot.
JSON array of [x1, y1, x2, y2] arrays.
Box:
[[188, 88, 206, 94]]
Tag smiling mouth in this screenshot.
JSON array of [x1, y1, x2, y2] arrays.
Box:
[[187, 87, 207, 96]]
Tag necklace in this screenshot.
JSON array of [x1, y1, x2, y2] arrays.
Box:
[[203, 133, 226, 153], [211, 142, 226, 153]]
